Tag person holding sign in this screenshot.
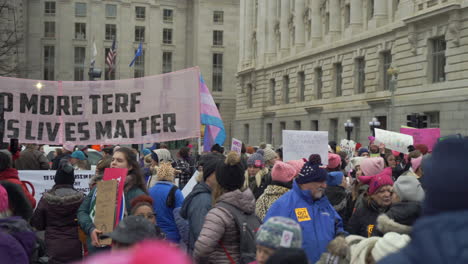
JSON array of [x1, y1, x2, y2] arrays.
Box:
[[264, 154, 345, 263], [77, 147, 147, 255]]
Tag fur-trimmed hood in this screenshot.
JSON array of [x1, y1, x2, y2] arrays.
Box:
[[244, 167, 269, 188], [376, 214, 412, 235], [43, 185, 85, 206]]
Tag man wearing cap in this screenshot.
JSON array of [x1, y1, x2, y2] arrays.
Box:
[[101, 215, 160, 250], [264, 154, 345, 263]]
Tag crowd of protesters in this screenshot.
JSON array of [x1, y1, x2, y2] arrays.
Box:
[[0, 136, 467, 264]]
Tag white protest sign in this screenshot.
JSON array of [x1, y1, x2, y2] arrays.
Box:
[[374, 128, 414, 154], [182, 171, 199, 197], [0, 68, 201, 145], [231, 138, 242, 155], [340, 139, 356, 158], [282, 130, 329, 165], [19, 170, 94, 203]]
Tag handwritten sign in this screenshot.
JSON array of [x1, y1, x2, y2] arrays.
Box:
[[340, 139, 356, 159], [294, 208, 311, 222], [282, 130, 329, 165], [19, 170, 93, 204], [103, 168, 128, 226], [231, 138, 243, 155], [94, 180, 118, 246], [375, 128, 414, 154], [400, 127, 440, 152]]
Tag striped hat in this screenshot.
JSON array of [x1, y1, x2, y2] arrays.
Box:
[[256, 216, 302, 249]]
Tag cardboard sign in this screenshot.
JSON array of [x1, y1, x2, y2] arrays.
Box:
[[103, 168, 128, 226], [375, 128, 414, 154], [231, 138, 243, 155], [400, 127, 441, 152], [282, 130, 329, 165], [94, 180, 118, 246]]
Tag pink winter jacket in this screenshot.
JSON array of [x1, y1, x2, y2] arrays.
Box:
[[194, 188, 256, 264]]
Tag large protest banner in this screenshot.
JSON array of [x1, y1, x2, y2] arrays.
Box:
[[400, 127, 440, 152], [282, 130, 329, 165], [375, 128, 414, 154], [19, 170, 93, 203], [0, 68, 201, 144]]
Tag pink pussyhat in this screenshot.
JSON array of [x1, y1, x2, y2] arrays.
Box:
[[411, 156, 423, 171], [358, 167, 394, 195], [286, 159, 306, 176], [0, 185, 9, 214]]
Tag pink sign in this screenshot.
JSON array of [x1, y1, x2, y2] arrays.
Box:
[[400, 127, 441, 152]]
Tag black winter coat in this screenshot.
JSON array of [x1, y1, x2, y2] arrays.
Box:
[[346, 198, 389, 238], [386, 201, 422, 226], [31, 185, 85, 264], [325, 186, 353, 226]]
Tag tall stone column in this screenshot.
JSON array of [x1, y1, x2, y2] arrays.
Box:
[[239, 0, 245, 65], [374, 0, 388, 27], [280, 0, 290, 51], [329, 0, 341, 37], [266, 0, 277, 54], [350, 0, 362, 30], [310, 0, 321, 45], [295, 0, 305, 47], [244, 0, 253, 63]]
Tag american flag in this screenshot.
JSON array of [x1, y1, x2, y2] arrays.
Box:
[[106, 39, 117, 74]]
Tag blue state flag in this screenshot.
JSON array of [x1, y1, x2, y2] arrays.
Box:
[[129, 42, 143, 67]]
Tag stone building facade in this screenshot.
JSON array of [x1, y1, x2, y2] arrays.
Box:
[[235, 0, 468, 147], [19, 0, 239, 146]]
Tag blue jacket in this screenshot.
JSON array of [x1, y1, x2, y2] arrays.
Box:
[[265, 180, 345, 263], [149, 181, 184, 243], [378, 210, 468, 264]]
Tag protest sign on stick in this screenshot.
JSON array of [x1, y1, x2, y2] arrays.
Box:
[[375, 128, 414, 154], [231, 138, 242, 155], [103, 168, 128, 226], [94, 180, 118, 246], [282, 130, 329, 165]]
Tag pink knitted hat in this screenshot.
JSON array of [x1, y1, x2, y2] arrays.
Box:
[[0, 185, 9, 214], [327, 153, 342, 170], [359, 167, 394, 195], [272, 161, 297, 183], [360, 157, 385, 176], [286, 159, 305, 176], [411, 156, 423, 171]]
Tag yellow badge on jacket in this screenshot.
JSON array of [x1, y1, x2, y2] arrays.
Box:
[[295, 208, 311, 222], [367, 224, 375, 237]]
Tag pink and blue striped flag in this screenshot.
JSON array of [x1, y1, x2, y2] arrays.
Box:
[[200, 74, 226, 152]]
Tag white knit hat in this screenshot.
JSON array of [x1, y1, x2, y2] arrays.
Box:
[[393, 176, 425, 202], [371, 232, 410, 262]]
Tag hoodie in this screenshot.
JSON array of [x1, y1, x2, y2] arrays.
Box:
[[180, 182, 212, 252], [0, 168, 36, 208]]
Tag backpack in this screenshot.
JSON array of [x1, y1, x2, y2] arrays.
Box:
[[166, 185, 179, 208], [218, 202, 262, 264]]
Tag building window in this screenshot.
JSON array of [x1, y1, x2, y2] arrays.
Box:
[[244, 124, 250, 144], [329, 118, 338, 142], [135, 26, 145, 42], [43, 46, 55, 80], [425, 111, 440, 128], [311, 120, 319, 131], [297, 71, 305, 102], [105, 48, 116, 80], [45, 1, 56, 15], [431, 37, 446, 83], [325, 13, 330, 34], [266, 123, 273, 144], [335, 63, 343, 97], [75, 23, 86, 40], [212, 53, 223, 91], [315, 67, 323, 99], [44, 21, 55, 38], [134, 50, 145, 78], [105, 24, 116, 40], [282, 75, 289, 104], [356, 57, 366, 94], [351, 117, 361, 142], [214, 11, 224, 24], [345, 4, 350, 27], [377, 116, 387, 130], [247, 84, 253, 108], [75, 2, 86, 17], [162, 51, 172, 73], [368, 0, 374, 20], [294, 120, 301, 130], [270, 78, 276, 105], [135, 6, 145, 19], [74, 47, 85, 81], [163, 9, 173, 23], [381, 51, 392, 91], [213, 30, 223, 46], [163, 28, 173, 44], [280, 121, 286, 144], [106, 4, 117, 18]]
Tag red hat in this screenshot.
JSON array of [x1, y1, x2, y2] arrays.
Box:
[[327, 153, 341, 170], [415, 144, 429, 155], [358, 167, 394, 195], [355, 143, 362, 151]]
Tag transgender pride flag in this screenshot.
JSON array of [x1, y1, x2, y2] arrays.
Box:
[[200, 74, 226, 152]]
